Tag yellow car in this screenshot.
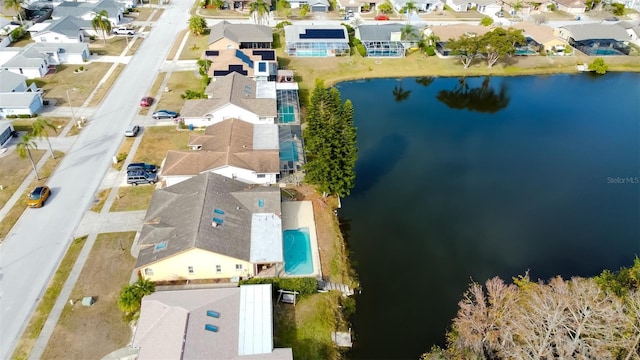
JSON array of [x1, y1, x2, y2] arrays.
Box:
[[27, 186, 50, 208]]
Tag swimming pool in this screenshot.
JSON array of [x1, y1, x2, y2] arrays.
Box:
[[279, 104, 296, 123], [279, 141, 299, 162], [283, 228, 314, 275]]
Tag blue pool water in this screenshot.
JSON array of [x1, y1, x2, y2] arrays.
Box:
[[296, 50, 327, 57], [515, 48, 537, 55], [590, 48, 622, 56], [279, 104, 296, 123], [283, 228, 313, 275], [279, 141, 299, 162]]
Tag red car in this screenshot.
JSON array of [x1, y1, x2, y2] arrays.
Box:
[[375, 14, 390, 20], [140, 96, 153, 107]]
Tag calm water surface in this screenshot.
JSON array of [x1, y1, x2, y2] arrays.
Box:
[[336, 73, 640, 359]]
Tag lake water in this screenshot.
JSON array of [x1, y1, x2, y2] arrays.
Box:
[[336, 73, 640, 359]]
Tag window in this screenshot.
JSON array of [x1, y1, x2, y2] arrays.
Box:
[[235, 264, 243, 271], [257, 174, 265, 179], [188, 266, 194, 274], [145, 268, 154, 276], [216, 265, 222, 273]]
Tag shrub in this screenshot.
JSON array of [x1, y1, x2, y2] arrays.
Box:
[[480, 16, 494, 26], [425, 46, 436, 56], [276, 21, 292, 29], [18, 114, 35, 118], [240, 277, 318, 297], [6, 115, 18, 119], [89, 35, 96, 41], [79, 66, 84, 71], [356, 43, 366, 57], [589, 57, 608, 75], [181, 89, 207, 99], [116, 152, 128, 162]]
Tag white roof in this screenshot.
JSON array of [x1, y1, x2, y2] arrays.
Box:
[[253, 124, 279, 150], [27, 22, 51, 33], [238, 284, 274, 355], [256, 81, 276, 99], [250, 213, 283, 263], [0, 92, 41, 108], [0, 70, 27, 92]]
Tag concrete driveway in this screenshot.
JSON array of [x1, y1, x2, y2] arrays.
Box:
[[0, 0, 193, 358]]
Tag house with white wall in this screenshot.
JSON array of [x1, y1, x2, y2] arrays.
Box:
[[162, 118, 280, 186], [27, 42, 90, 64], [0, 120, 15, 147], [0, 49, 50, 78], [52, 0, 125, 27], [180, 72, 277, 127], [134, 172, 284, 282], [31, 16, 90, 43], [0, 70, 44, 117]]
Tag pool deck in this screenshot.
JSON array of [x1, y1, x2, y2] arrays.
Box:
[[281, 201, 323, 279]]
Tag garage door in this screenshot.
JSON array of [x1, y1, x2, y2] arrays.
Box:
[[311, 5, 327, 12]]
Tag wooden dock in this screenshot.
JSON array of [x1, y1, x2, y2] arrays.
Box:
[[318, 280, 354, 296]]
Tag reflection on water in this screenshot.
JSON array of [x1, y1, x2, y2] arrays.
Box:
[[437, 76, 510, 113]]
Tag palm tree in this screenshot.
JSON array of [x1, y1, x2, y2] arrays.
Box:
[[31, 118, 58, 159], [400, 1, 417, 24], [91, 10, 111, 45], [4, 0, 24, 24], [16, 134, 40, 180], [392, 80, 411, 102], [415, 76, 434, 87], [249, 0, 270, 26]]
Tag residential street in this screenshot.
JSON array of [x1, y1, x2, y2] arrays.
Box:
[[0, 0, 194, 357]]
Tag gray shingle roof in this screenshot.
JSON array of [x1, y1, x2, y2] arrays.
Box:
[[180, 72, 276, 117], [561, 23, 630, 41], [357, 24, 419, 41], [208, 20, 273, 45], [29, 41, 89, 54], [0, 69, 26, 92], [37, 16, 90, 38], [0, 92, 40, 108], [162, 119, 280, 176], [135, 172, 282, 268], [53, 0, 123, 18], [2, 52, 47, 68]]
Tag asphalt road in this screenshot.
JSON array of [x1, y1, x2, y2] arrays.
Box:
[[0, 0, 193, 357]]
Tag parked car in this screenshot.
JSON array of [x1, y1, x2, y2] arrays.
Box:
[[124, 124, 140, 137], [495, 10, 505, 17], [113, 27, 135, 35], [27, 186, 51, 208], [374, 14, 390, 20], [152, 110, 179, 119], [127, 162, 158, 173], [127, 170, 158, 186], [140, 96, 154, 107]]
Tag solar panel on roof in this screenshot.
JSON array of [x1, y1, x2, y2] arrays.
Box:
[[252, 50, 275, 60], [205, 50, 219, 56], [300, 29, 345, 39]]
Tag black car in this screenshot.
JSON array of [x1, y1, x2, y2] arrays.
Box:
[[127, 162, 158, 173]]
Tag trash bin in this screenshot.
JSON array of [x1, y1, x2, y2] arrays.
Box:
[[188, 124, 194, 131]]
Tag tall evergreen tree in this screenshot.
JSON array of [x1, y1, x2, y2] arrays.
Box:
[[303, 81, 357, 197]]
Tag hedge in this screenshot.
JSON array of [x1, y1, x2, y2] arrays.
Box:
[[239, 277, 317, 297]]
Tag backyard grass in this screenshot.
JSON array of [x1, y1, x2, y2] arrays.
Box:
[[274, 292, 344, 360], [88, 64, 125, 107], [39, 63, 113, 106], [0, 151, 64, 241], [89, 36, 136, 56], [157, 71, 202, 111], [110, 185, 156, 211], [10, 236, 87, 360], [41, 232, 137, 360], [0, 150, 46, 209]]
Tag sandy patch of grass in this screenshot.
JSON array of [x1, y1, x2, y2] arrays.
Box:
[[179, 33, 209, 60], [112, 137, 135, 171], [11, 117, 69, 137], [0, 150, 46, 209], [167, 29, 189, 60], [135, 126, 192, 166], [41, 232, 136, 360], [110, 185, 155, 211], [90, 189, 111, 213], [88, 64, 125, 107], [10, 236, 87, 360], [0, 151, 64, 241], [157, 71, 201, 111], [150, 8, 164, 21], [39, 63, 113, 106], [89, 36, 132, 56]]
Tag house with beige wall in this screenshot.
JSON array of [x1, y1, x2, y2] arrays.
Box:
[[208, 21, 272, 50], [135, 172, 284, 282], [512, 21, 569, 53]]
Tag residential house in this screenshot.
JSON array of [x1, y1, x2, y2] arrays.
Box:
[[472, 0, 502, 16], [30, 16, 90, 43], [204, 49, 278, 79], [445, 0, 469, 12], [556, 23, 631, 55], [180, 72, 277, 127], [0, 120, 16, 147], [27, 42, 90, 64], [131, 285, 293, 360], [393, 0, 442, 12], [208, 21, 273, 50], [0, 47, 50, 78], [512, 21, 569, 54], [288, 0, 331, 11], [501, 0, 532, 16], [284, 25, 350, 57], [617, 21, 640, 42], [134, 172, 284, 282], [552, 0, 585, 14], [162, 118, 280, 186], [356, 24, 421, 57], [52, 0, 125, 27], [337, 0, 385, 13], [0, 70, 44, 117], [427, 24, 491, 55]]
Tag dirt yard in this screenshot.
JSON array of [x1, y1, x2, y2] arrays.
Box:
[[41, 232, 136, 360]]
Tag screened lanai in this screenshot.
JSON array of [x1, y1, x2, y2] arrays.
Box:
[[276, 89, 300, 124]]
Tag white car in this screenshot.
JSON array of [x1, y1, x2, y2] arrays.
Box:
[[113, 27, 135, 35], [124, 124, 140, 137]]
